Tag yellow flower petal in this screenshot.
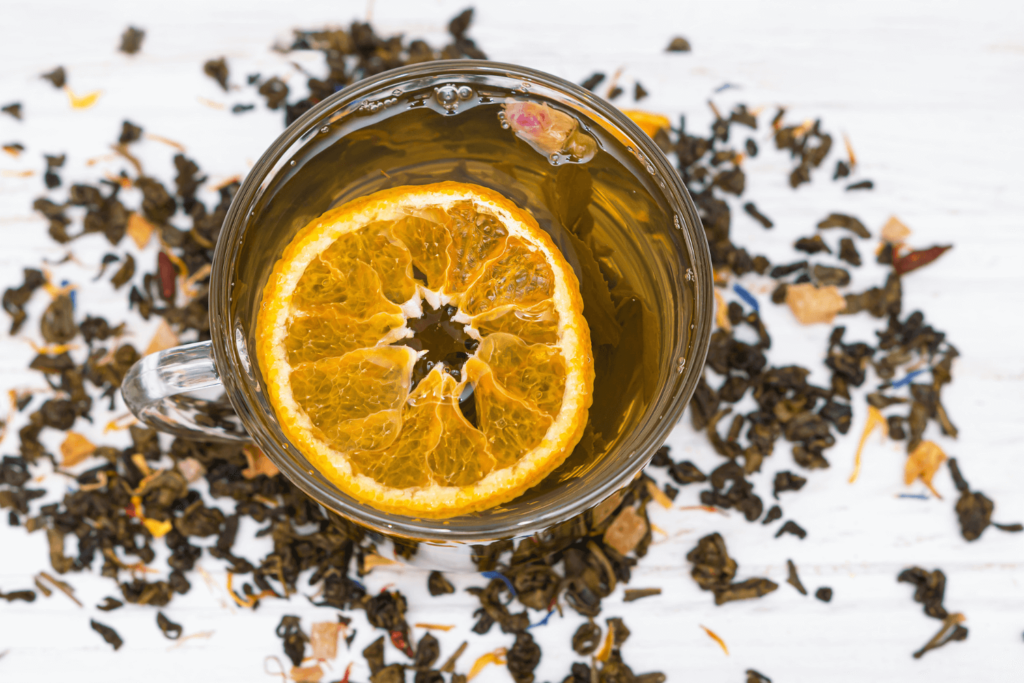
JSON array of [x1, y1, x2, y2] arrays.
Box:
[[127, 212, 155, 249], [66, 87, 102, 110], [700, 624, 729, 655], [905, 441, 946, 498], [60, 431, 96, 467], [142, 518, 172, 538], [849, 405, 887, 484], [622, 110, 671, 138], [467, 648, 507, 681]]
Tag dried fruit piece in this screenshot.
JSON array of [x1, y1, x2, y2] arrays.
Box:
[[309, 622, 339, 659], [602, 506, 647, 556], [785, 283, 845, 324], [880, 216, 911, 243], [256, 182, 593, 517]]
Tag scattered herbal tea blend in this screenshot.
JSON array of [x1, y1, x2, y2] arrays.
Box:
[[0, 5, 1017, 681]]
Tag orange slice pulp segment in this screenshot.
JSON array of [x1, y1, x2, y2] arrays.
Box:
[[256, 182, 593, 518]]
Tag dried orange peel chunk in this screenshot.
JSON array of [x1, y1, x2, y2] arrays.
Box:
[[256, 182, 593, 518]]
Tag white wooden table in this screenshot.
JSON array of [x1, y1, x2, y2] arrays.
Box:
[[1, 1, 1022, 681]]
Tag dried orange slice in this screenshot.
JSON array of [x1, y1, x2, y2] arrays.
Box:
[[256, 182, 593, 518]]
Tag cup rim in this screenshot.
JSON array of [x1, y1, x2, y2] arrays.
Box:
[[210, 60, 713, 543]]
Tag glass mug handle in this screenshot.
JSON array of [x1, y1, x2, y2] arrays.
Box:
[[121, 340, 251, 442]]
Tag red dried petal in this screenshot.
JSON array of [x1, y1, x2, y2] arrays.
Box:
[[157, 251, 176, 300], [893, 245, 951, 275]]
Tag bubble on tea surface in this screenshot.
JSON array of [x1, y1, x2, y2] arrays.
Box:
[[434, 84, 461, 112]]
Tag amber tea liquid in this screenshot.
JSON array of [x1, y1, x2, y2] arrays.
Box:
[[233, 81, 698, 500]]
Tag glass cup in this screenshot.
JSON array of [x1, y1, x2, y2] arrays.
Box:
[[122, 61, 712, 567]]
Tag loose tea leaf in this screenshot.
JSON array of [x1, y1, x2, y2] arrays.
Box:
[[203, 57, 229, 90], [41, 66, 67, 88], [815, 587, 833, 603], [900, 568, 967, 659], [775, 521, 807, 540], [785, 559, 807, 595], [743, 202, 773, 228], [119, 27, 146, 55], [846, 180, 873, 191], [110, 254, 135, 289], [97, 597, 123, 611], [912, 613, 967, 659], [623, 588, 661, 602], [156, 611, 182, 639], [687, 533, 777, 605], [363, 637, 385, 675], [3, 268, 46, 333], [838, 238, 861, 266], [816, 213, 870, 238], [119, 121, 143, 144], [37, 572, 81, 606], [1, 102, 21, 120], [572, 622, 601, 655], [276, 615, 309, 667], [0, 588, 36, 602], [897, 567, 948, 620], [440, 641, 468, 673], [414, 632, 440, 669], [41, 294, 77, 344], [812, 265, 850, 287], [258, 77, 289, 110], [947, 458, 1020, 541], [773, 471, 807, 499], [666, 37, 692, 52], [90, 619, 124, 650], [427, 571, 455, 596], [506, 632, 541, 683], [795, 235, 831, 255], [448, 8, 475, 39]]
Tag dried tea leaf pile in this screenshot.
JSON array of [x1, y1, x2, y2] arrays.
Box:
[[0, 6, 1014, 681]]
